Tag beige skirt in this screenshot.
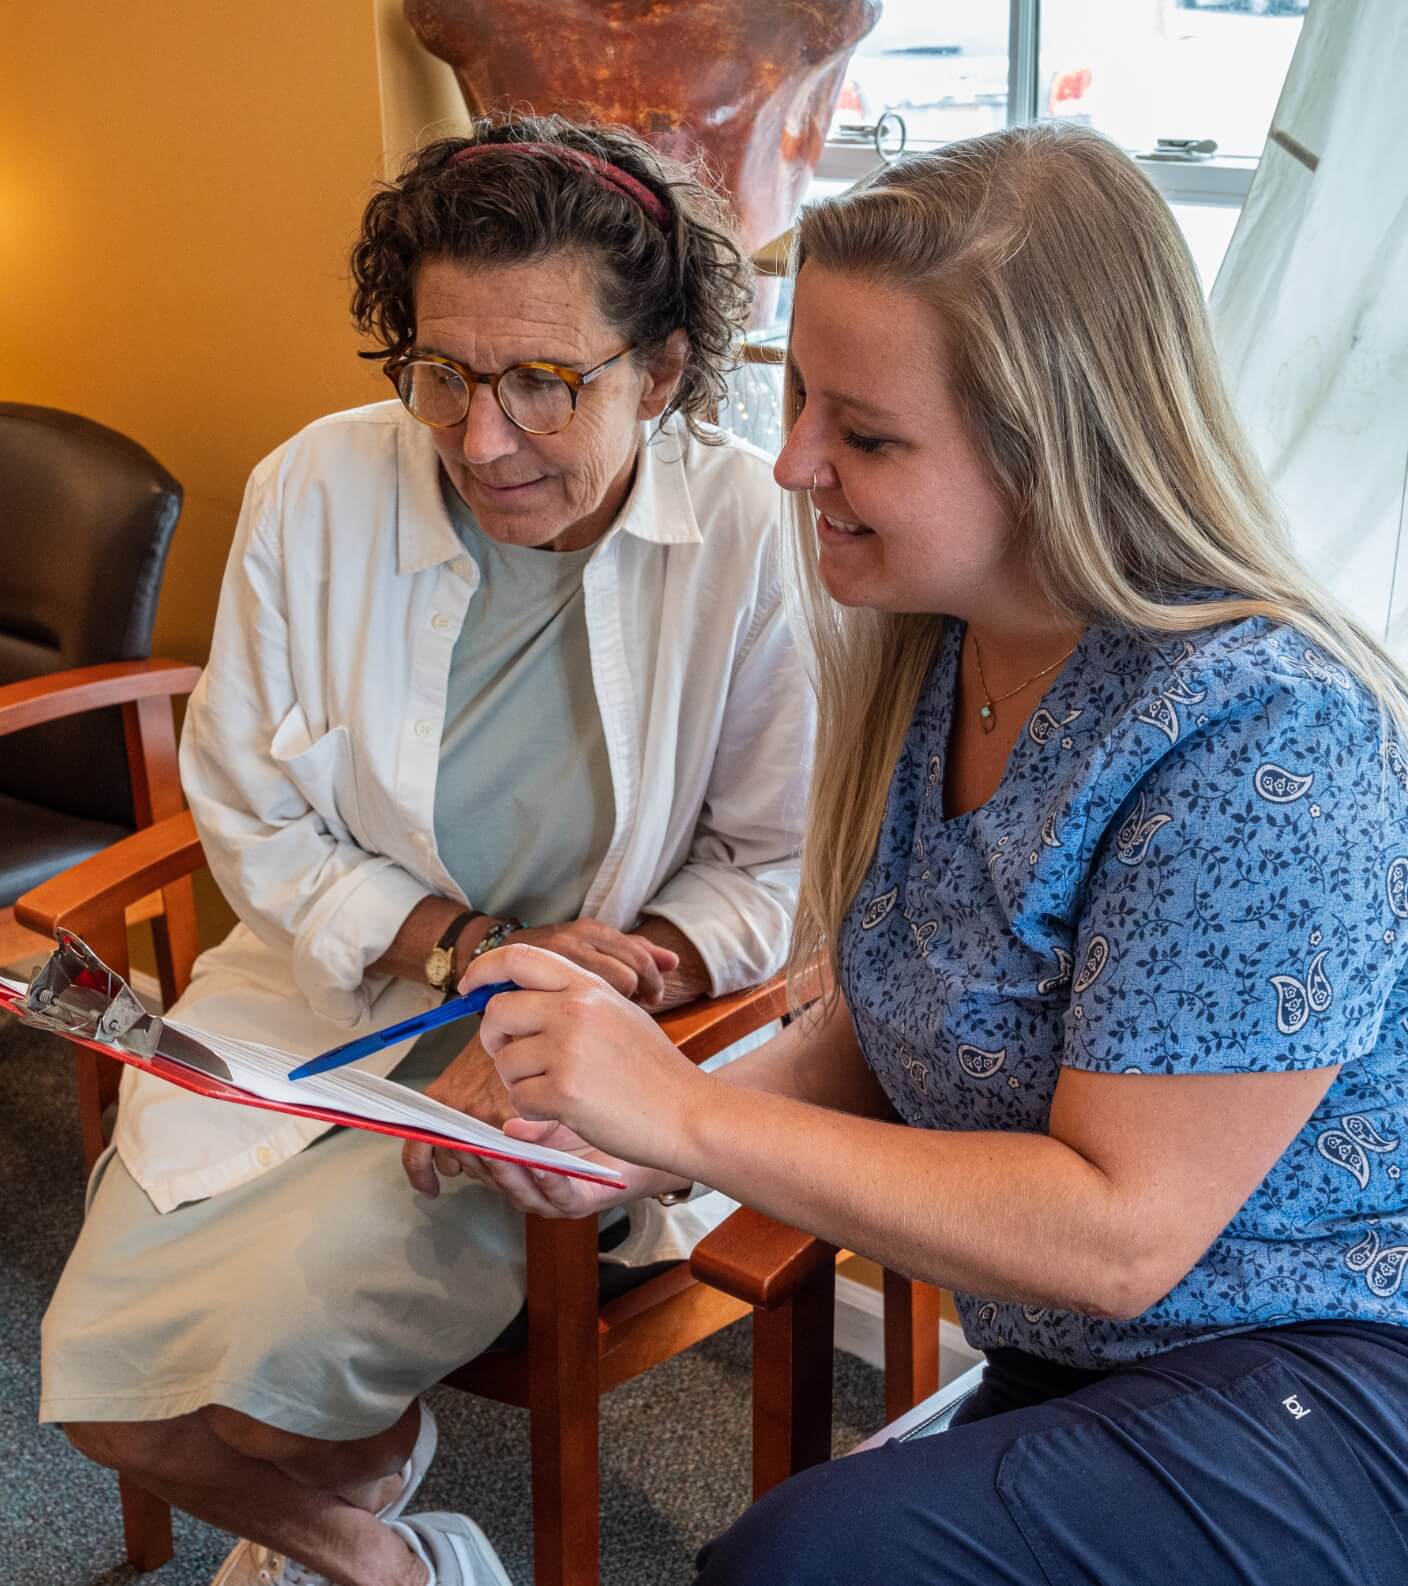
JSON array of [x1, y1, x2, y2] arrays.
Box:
[[39, 1032, 529, 1440]]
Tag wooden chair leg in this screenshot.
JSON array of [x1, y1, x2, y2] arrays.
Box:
[[750, 1258, 836, 1498], [73, 1051, 121, 1172], [526, 1216, 602, 1586], [882, 1271, 942, 1422], [119, 1473, 174, 1571], [150, 874, 199, 1011], [54, 911, 177, 1571]]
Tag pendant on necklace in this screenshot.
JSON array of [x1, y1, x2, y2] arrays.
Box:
[[979, 703, 995, 732]]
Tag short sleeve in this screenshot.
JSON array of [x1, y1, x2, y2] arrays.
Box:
[[1063, 652, 1408, 1077]]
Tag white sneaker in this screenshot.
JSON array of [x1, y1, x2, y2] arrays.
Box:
[[209, 1399, 440, 1586], [209, 1541, 321, 1586], [392, 1513, 512, 1586]]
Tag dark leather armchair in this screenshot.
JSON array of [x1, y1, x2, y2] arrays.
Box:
[[0, 403, 187, 905], [0, 404, 200, 1152]]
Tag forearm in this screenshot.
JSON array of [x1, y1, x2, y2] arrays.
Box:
[[671, 1079, 1143, 1317], [710, 991, 899, 1117], [475, 948, 1326, 1314], [633, 917, 713, 1009], [367, 896, 475, 984]]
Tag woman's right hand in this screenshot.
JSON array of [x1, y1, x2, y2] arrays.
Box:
[[402, 919, 678, 1195], [468, 1117, 686, 1220], [479, 918, 677, 1008]]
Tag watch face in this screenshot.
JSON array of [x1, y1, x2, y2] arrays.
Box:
[[425, 945, 454, 987]]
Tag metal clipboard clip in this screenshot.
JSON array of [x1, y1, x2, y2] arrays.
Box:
[[18, 929, 165, 1055], [15, 930, 233, 1081]]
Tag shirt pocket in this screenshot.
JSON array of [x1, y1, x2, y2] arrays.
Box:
[[269, 703, 365, 850]]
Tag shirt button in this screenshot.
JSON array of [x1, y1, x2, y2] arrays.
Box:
[[451, 557, 473, 580], [432, 613, 453, 634], [256, 1145, 274, 1167], [414, 720, 433, 740]]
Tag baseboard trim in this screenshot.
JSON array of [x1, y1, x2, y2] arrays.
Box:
[[835, 1274, 982, 1387]]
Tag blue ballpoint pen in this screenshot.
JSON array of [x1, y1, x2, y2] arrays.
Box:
[[287, 980, 516, 1080]]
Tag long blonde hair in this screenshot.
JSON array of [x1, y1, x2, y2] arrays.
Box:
[[787, 121, 1408, 988]]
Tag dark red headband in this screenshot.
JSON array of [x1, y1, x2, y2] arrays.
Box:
[[449, 141, 670, 233]]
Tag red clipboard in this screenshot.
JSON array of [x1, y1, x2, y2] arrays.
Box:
[[0, 980, 623, 1188]]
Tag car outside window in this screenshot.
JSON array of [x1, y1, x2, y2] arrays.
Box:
[[1040, 0, 1305, 159], [828, 0, 1010, 147], [819, 0, 1306, 292]]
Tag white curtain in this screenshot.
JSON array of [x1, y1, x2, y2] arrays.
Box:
[[1209, 0, 1408, 655]]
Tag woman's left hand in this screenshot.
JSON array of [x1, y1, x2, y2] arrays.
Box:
[[465, 942, 707, 1171], [468, 1117, 688, 1219]]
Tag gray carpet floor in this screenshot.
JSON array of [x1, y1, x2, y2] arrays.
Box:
[[1, 1017, 884, 1586]]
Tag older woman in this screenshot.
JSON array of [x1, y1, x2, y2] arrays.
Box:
[[41, 116, 811, 1586], [462, 124, 1408, 1585]]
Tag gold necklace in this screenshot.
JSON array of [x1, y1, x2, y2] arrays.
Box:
[[970, 631, 1078, 734]]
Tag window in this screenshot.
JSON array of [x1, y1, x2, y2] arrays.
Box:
[[827, 0, 1011, 148], [815, 0, 1306, 292], [1038, 0, 1305, 161]]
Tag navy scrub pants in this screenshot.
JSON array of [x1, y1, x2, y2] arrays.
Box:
[[695, 1321, 1408, 1586]]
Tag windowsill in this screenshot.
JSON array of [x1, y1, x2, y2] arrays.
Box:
[[807, 138, 1251, 293], [815, 140, 1257, 208], [1134, 153, 1257, 205]]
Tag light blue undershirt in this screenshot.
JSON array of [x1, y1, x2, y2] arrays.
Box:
[[432, 471, 615, 931]]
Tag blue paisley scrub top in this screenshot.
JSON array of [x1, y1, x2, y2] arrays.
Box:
[[840, 613, 1408, 1367]]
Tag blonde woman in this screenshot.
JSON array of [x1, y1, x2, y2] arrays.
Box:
[[456, 124, 1408, 1583]]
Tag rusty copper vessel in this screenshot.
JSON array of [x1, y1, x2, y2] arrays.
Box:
[[404, 0, 881, 257]]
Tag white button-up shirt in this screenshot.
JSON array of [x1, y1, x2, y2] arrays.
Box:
[[114, 402, 814, 1240]]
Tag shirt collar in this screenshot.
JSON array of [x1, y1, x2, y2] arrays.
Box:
[[395, 408, 468, 576], [395, 407, 702, 576], [608, 424, 703, 548]]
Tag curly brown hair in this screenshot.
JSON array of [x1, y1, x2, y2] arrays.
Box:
[[350, 113, 754, 441]]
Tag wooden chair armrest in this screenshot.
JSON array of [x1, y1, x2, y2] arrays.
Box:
[[0, 659, 201, 737], [15, 810, 204, 939], [655, 955, 833, 1066], [656, 974, 791, 1065], [690, 1206, 838, 1311]]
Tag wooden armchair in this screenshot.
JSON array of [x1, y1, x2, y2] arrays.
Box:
[[0, 660, 202, 1164], [15, 810, 855, 1585]]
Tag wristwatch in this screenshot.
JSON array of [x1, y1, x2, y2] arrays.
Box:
[[424, 910, 478, 998], [655, 1182, 696, 1206]]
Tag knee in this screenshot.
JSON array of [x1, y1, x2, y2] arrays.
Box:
[[202, 1405, 353, 1478], [64, 1418, 168, 1477], [202, 1403, 404, 1489], [202, 1403, 305, 1464]]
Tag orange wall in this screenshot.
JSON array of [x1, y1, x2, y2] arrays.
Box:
[[3, 2, 464, 958], [1, 1, 396, 663]]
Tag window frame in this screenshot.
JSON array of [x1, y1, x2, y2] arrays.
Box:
[[815, 0, 1258, 210]]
